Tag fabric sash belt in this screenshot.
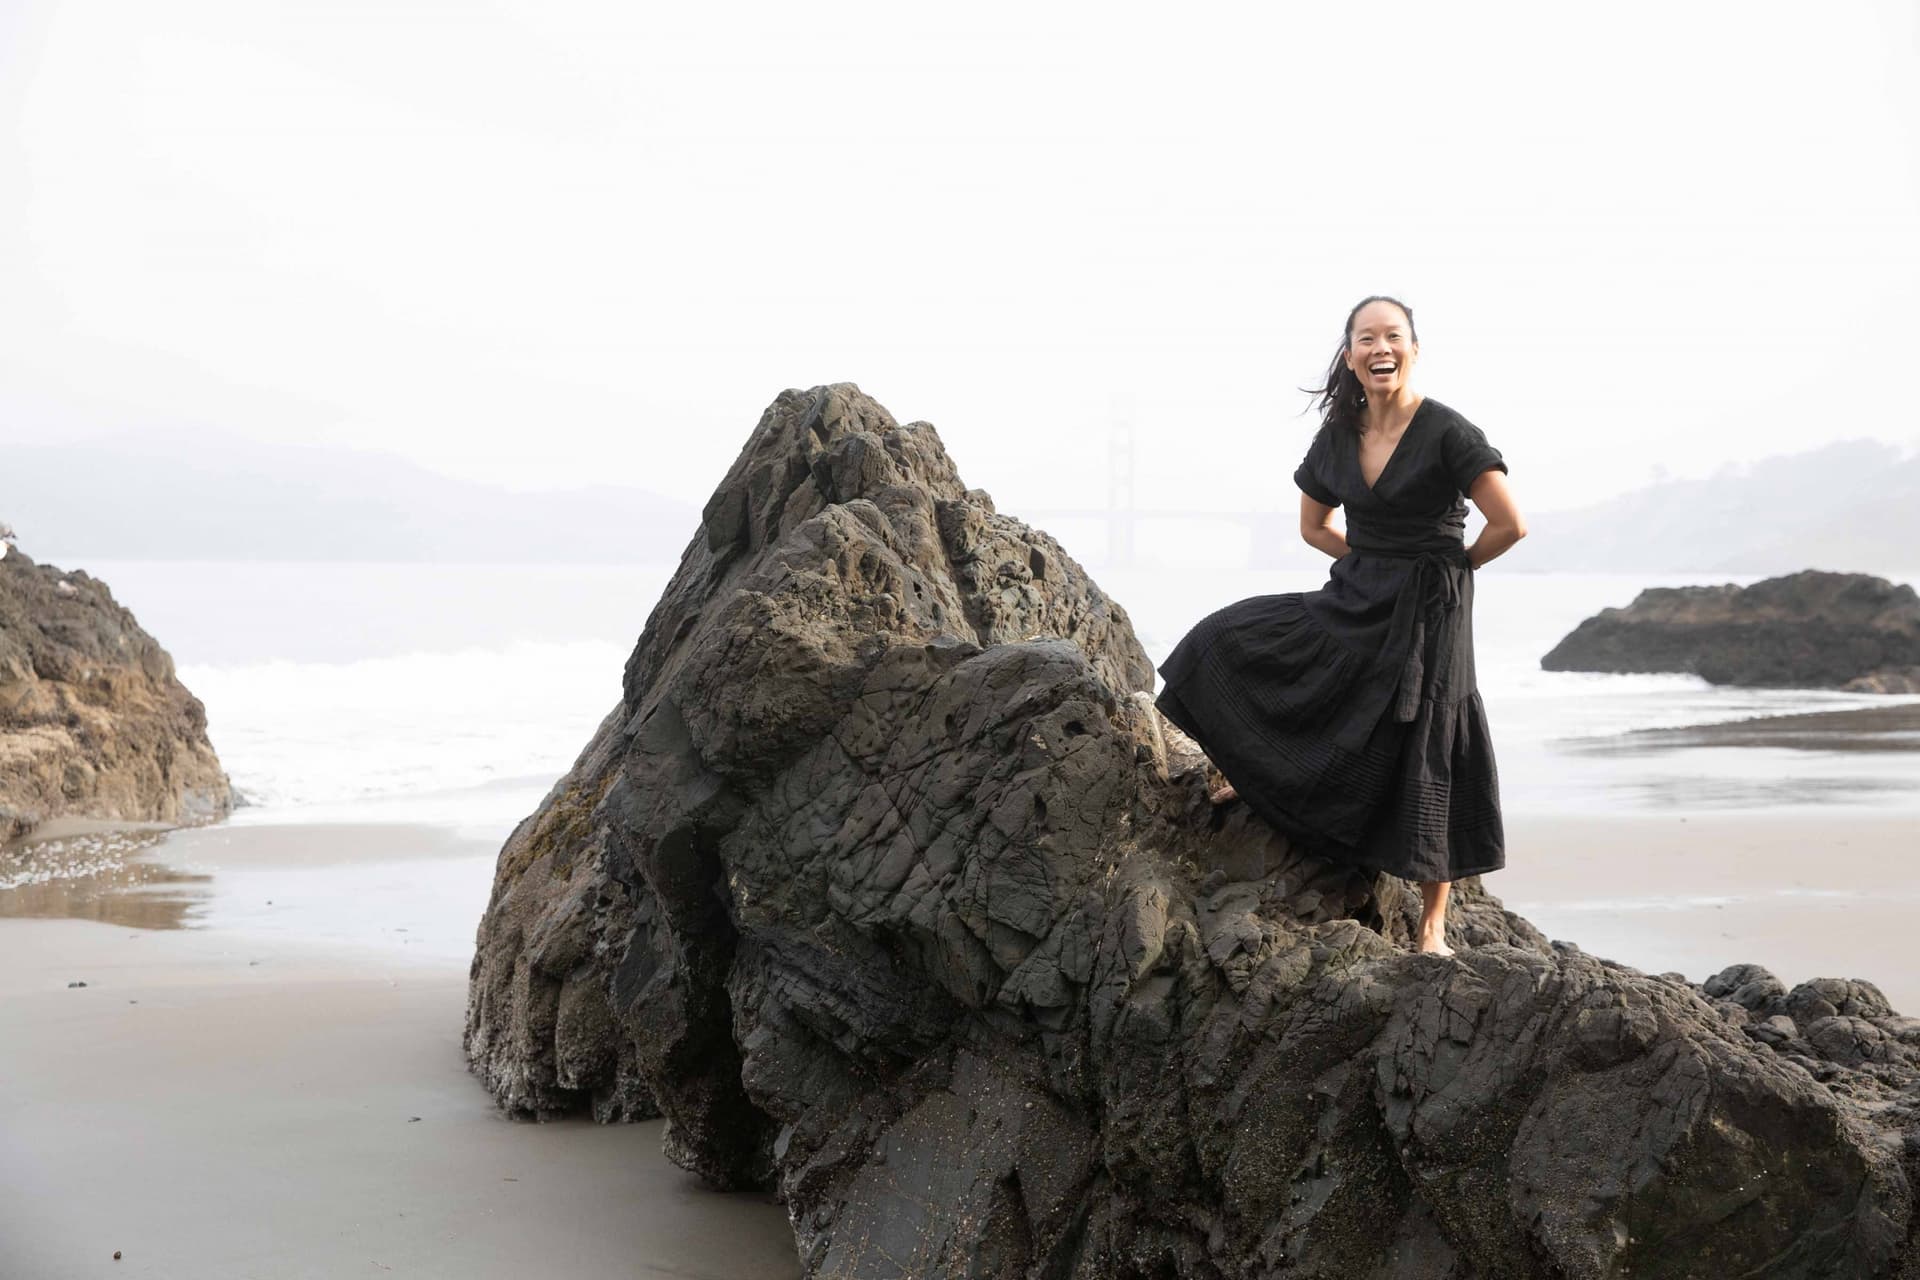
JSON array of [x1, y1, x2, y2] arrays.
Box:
[[1328, 544, 1467, 752]]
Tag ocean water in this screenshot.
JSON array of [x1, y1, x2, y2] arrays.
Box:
[[67, 557, 1920, 839]]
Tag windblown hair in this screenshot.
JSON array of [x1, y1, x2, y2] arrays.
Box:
[[1301, 294, 1418, 435]]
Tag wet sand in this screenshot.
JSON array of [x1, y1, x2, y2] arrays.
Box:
[[1, 821, 506, 960], [0, 917, 800, 1280], [1577, 701, 1920, 754], [1517, 699, 1920, 811], [1500, 810, 1920, 1014]]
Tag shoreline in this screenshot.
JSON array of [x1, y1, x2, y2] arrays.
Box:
[[2, 815, 177, 844]]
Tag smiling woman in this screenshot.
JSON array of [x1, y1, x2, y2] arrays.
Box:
[[1153, 295, 1528, 956]]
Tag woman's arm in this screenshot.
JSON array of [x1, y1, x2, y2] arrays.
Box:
[[1465, 470, 1527, 569], [1299, 493, 1349, 560]]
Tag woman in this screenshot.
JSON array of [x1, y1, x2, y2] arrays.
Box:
[[1154, 295, 1526, 955]]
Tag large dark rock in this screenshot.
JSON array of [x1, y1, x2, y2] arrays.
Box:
[[0, 545, 231, 841], [1541, 571, 1920, 688], [466, 387, 1920, 1277]]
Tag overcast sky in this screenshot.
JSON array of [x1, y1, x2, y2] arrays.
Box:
[[3, 0, 1916, 522]]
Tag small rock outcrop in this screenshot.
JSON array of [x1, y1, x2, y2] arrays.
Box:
[[0, 545, 231, 841], [466, 387, 1920, 1277], [1845, 666, 1920, 695], [1542, 570, 1920, 688]]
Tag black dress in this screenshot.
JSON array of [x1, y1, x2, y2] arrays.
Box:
[[1154, 396, 1507, 882]]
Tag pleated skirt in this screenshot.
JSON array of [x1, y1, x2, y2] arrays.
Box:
[[1154, 562, 1505, 882]]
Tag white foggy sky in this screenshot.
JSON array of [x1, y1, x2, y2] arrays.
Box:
[[3, 0, 1917, 519]]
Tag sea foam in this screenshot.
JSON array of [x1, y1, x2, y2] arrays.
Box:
[[181, 640, 625, 825]]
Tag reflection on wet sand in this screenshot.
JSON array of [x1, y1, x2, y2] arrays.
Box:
[[1539, 701, 1920, 811], [1590, 771, 1916, 810], [1564, 702, 1920, 755], [0, 830, 212, 930]]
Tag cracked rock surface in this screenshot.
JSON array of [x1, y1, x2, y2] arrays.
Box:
[[466, 385, 1920, 1278], [0, 547, 231, 840]]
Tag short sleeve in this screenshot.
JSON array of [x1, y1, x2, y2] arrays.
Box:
[[1293, 427, 1340, 506], [1441, 414, 1508, 497]]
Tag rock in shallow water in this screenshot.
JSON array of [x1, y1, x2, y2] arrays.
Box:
[[465, 385, 1920, 1277], [1541, 570, 1920, 689]]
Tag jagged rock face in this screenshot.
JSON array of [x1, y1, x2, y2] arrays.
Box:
[[1542, 571, 1920, 688], [0, 550, 231, 841], [466, 386, 1920, 1277]]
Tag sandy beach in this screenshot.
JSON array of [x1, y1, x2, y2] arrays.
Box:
[[1500, 810, 1920, 1014], [0, 825, 801, 1280], [2, 801, 1915, 1276]]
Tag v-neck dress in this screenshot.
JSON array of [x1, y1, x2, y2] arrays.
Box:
[[1154, 396, 1508, 882]]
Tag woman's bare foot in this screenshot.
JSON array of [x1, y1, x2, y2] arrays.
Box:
[[1209, 781, 1238, 805], [1417, 881, 1454, 955]]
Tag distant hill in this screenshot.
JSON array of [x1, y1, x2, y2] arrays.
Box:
[[1519, 439, 1920, 576], [0, 435, 700, 563]]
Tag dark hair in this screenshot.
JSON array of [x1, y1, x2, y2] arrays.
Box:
[[1301, 294, 1418, 434]]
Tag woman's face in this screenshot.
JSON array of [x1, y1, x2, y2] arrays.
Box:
[[1344, 302, 1418, 401]]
